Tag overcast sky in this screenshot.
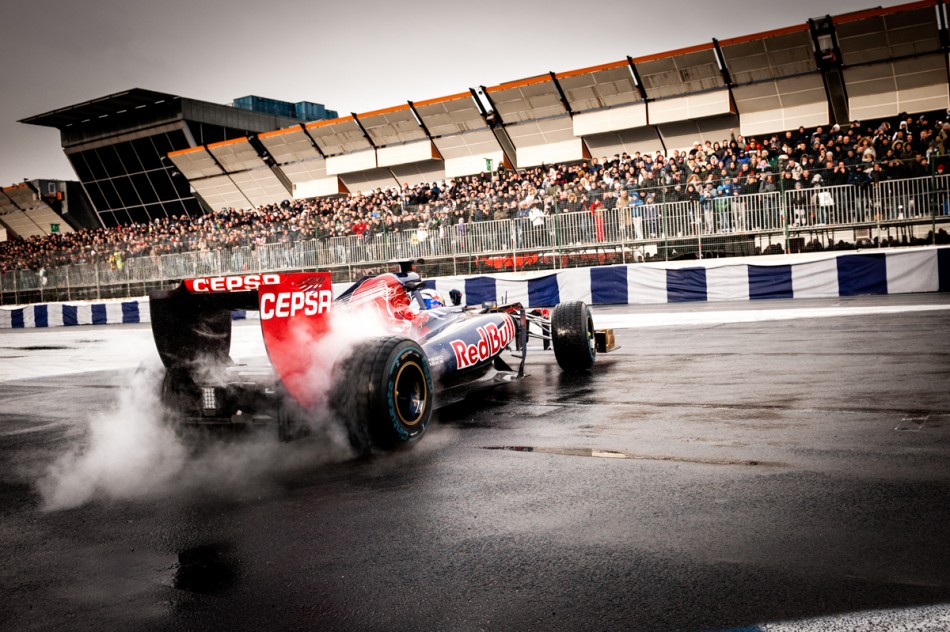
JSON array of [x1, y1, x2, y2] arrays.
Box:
[[0, 0, 885, 186]]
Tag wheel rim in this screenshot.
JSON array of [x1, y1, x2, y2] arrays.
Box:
[[394, 360, 427, 426]]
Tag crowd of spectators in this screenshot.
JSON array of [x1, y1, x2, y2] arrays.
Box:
[[2, 111, 947, 272]]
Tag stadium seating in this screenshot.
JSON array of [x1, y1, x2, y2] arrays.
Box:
[[2, 109, 947, 274]]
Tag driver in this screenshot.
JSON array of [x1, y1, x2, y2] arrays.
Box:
[[420, 289, 445, 310]]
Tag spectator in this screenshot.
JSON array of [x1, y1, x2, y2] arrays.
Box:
[[2, 111, 945, 272]]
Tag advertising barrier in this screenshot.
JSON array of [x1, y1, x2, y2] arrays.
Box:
[[3, 246, 947, 329]]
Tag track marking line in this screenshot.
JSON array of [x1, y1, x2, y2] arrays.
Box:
[[894, 414, 929, 432]]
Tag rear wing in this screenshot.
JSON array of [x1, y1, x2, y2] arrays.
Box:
[[149, 280, 260, 372], [149, 272, 332, 389]]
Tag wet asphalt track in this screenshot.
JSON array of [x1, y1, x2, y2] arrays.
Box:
[[2, 294, 950, 631]]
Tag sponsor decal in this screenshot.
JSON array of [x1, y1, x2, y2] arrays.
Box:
[[449, 317, 515, 370], [187, 274, 281, 293], [258, 271, 334, 409], [260, 290, 332, 320]]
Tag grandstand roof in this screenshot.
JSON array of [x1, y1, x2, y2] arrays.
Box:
[[19, 87, 311, 227], [17, 0, 948, 216], [19, 88, 179, 129]]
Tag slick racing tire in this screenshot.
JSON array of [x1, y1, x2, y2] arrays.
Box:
[[551, 301, 596, 372], [332, 336, 433, 454]]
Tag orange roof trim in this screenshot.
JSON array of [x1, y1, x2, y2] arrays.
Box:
[[556, 60, 629, 80], [412, 92, 472, 109], [259, 125, 305, 139], [718, 23, 810, 47], [833, 0, 935, 24], [486, 74, 552, 93], [167, 146, 208, 158], [632, 41, 714, 65], [305, 115, 353, 130], [207, 137, 250, 150], [357, 103, 411, 119]]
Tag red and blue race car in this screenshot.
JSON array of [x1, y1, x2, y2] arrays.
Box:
[[149, 263, 616, 452]]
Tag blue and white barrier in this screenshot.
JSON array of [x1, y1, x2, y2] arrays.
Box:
[[0, 300, 148, 329], [3, 246, 948, 329], [429, 245, 950, 307]]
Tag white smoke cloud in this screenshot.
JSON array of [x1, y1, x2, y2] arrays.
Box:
[[289, 303, 400, 410], [37, 361, 187, 510], [36, 302, 403, 511]]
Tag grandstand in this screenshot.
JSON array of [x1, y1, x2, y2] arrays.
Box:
[[0, 179, 97, 239], [19, 89, 339, 228], [166, 0, 948, 204], [2, 0, 949, 306]]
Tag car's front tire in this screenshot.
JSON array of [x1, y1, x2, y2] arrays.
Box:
[[551, 301, 596, 372]]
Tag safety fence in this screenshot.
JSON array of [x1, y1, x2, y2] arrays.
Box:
[[3, 173, 949, 306], [5, 245, 949, 329]]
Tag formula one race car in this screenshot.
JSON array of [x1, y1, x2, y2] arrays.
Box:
[[149, 264, 616, 452]]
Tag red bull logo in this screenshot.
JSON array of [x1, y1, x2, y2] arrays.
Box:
[[450, 317, 515, 369]]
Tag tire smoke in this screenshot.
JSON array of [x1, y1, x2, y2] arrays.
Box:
[[36, 304, 396, 511]]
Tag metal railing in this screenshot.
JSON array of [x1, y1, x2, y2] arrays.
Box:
[[2, 173, 948, 306]]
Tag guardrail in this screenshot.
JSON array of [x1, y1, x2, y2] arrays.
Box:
[[3, 173, 949, 305]]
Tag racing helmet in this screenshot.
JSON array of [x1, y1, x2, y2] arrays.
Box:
[[420, 289, 444, 310]]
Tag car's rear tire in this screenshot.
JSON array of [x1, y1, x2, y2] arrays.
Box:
[[551, 301, 596, 372], [332, 336, 433, 454]]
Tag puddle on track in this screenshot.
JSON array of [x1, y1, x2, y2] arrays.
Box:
[[482, 445, 780, 467]]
